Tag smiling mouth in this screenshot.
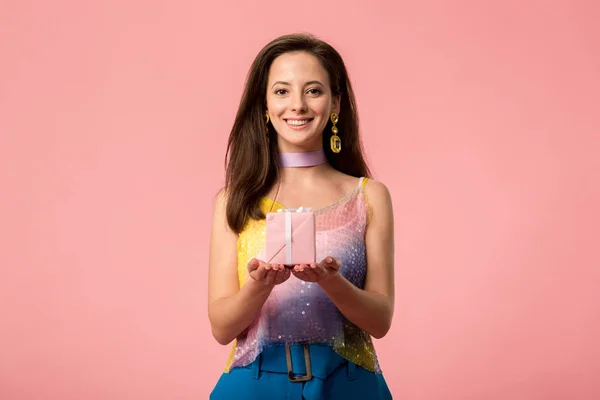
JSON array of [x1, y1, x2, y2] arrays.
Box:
[[284, 118, 314, 127]]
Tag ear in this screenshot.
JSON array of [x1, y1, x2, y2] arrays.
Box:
[[332, 96, 341, 115]]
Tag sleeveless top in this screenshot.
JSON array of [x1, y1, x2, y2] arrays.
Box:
[[224, 177, 382, 374]]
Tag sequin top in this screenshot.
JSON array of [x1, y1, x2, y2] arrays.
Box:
[[224, 177, 381, 373]]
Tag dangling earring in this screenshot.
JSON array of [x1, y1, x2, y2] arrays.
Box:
[[265, 113, 270, 140], [330, 112, 341, 153]]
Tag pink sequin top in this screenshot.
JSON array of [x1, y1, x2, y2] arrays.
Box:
[[224, 177, 381, 373]]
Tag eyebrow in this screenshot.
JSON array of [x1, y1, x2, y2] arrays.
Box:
[[271, 80, 325, 89]]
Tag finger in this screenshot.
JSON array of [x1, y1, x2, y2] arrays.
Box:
[[270, 269, 282, 285], [294, 267, 317, 282], [273, 268, 283, 282], [324, 256, 341, 271], [255, 264, 269, 280], [293, 264, 308, 272], [274, 264, 286, 272], [310, 263, 327, 277], [247, 258, 259, 272], [264, 269, 277, 285], [275, 268, 288, 285], [291, 270, 310, 282], [273, 269, 282, 285], [302, 267, 319, 281]]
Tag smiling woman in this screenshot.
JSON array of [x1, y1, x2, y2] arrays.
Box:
[[208, 33, 395, 400]]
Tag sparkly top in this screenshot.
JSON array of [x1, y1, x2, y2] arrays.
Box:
[[224, 177, 381, 373]]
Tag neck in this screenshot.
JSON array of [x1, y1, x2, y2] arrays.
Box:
[[279, 148, 327, 168], [277, 161, 333, 187]]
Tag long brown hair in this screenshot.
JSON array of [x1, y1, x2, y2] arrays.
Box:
[[224, 33, 371, 233]]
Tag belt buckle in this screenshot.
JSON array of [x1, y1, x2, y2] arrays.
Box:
[[285, 344, 312, 382]]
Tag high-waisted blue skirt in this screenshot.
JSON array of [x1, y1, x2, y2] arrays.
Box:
[[210, 344, 392, 400]]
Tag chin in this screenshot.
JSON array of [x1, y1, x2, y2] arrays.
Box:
[[274, 126, 325, 149], [276, 135, 322, 150]]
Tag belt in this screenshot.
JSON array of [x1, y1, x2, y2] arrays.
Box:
[[244, 344, 357, 382]]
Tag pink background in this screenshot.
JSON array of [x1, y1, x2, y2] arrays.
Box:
[[1, 1, 599, 399]]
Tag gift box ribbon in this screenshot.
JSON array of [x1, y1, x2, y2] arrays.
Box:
[[278, 207, 312, 265]]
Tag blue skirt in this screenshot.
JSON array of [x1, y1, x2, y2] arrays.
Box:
[[210, 344, 392, 400]]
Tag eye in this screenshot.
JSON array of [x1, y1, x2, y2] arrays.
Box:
[[275, 89, 288, 95], [307, 88, 322, 95]]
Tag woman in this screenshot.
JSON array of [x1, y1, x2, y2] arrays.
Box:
[[208, 33, 395, 399]]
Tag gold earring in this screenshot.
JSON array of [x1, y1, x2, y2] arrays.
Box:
[[265, 113, 270, 135], [265, 113, 269, 140], [330, 112, 341, 153]]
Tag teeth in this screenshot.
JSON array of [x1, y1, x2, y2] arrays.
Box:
[[286, 119, 310, 126]]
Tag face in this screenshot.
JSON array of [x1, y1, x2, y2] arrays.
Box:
[[266, 51, 340, 152]]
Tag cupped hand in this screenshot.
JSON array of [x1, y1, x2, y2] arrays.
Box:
[[291, 257, 341, 283], [247, 258, 291, 287]]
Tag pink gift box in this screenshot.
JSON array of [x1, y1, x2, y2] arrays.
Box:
[[265, 209, 316, 266]]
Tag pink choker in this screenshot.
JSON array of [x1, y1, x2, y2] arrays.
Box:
[[279, 149, 327, 168]]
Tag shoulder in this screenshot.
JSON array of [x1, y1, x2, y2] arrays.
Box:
[[363, 178, 393, 223], [214, 187, 229, 211], [211, 188, 239, 236], [213, 187, 235, 225], [363, 179, 392, 202]]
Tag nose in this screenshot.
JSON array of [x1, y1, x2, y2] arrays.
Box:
[[290, 91, 307, 112]]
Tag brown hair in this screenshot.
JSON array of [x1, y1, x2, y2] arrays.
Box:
[[224, 33, 371, 233]]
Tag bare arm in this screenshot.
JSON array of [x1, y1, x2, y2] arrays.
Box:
[[207, 190, 290, 345]]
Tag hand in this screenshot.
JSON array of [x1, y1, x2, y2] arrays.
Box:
[[291, 256, 341, 284], [247, 258, 291, 287]]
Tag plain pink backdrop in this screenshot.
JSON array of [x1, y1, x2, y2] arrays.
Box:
[[1, 1, 599, 399]]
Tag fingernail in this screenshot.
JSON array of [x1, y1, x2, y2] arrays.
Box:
[[326, 257, 333, 264]]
